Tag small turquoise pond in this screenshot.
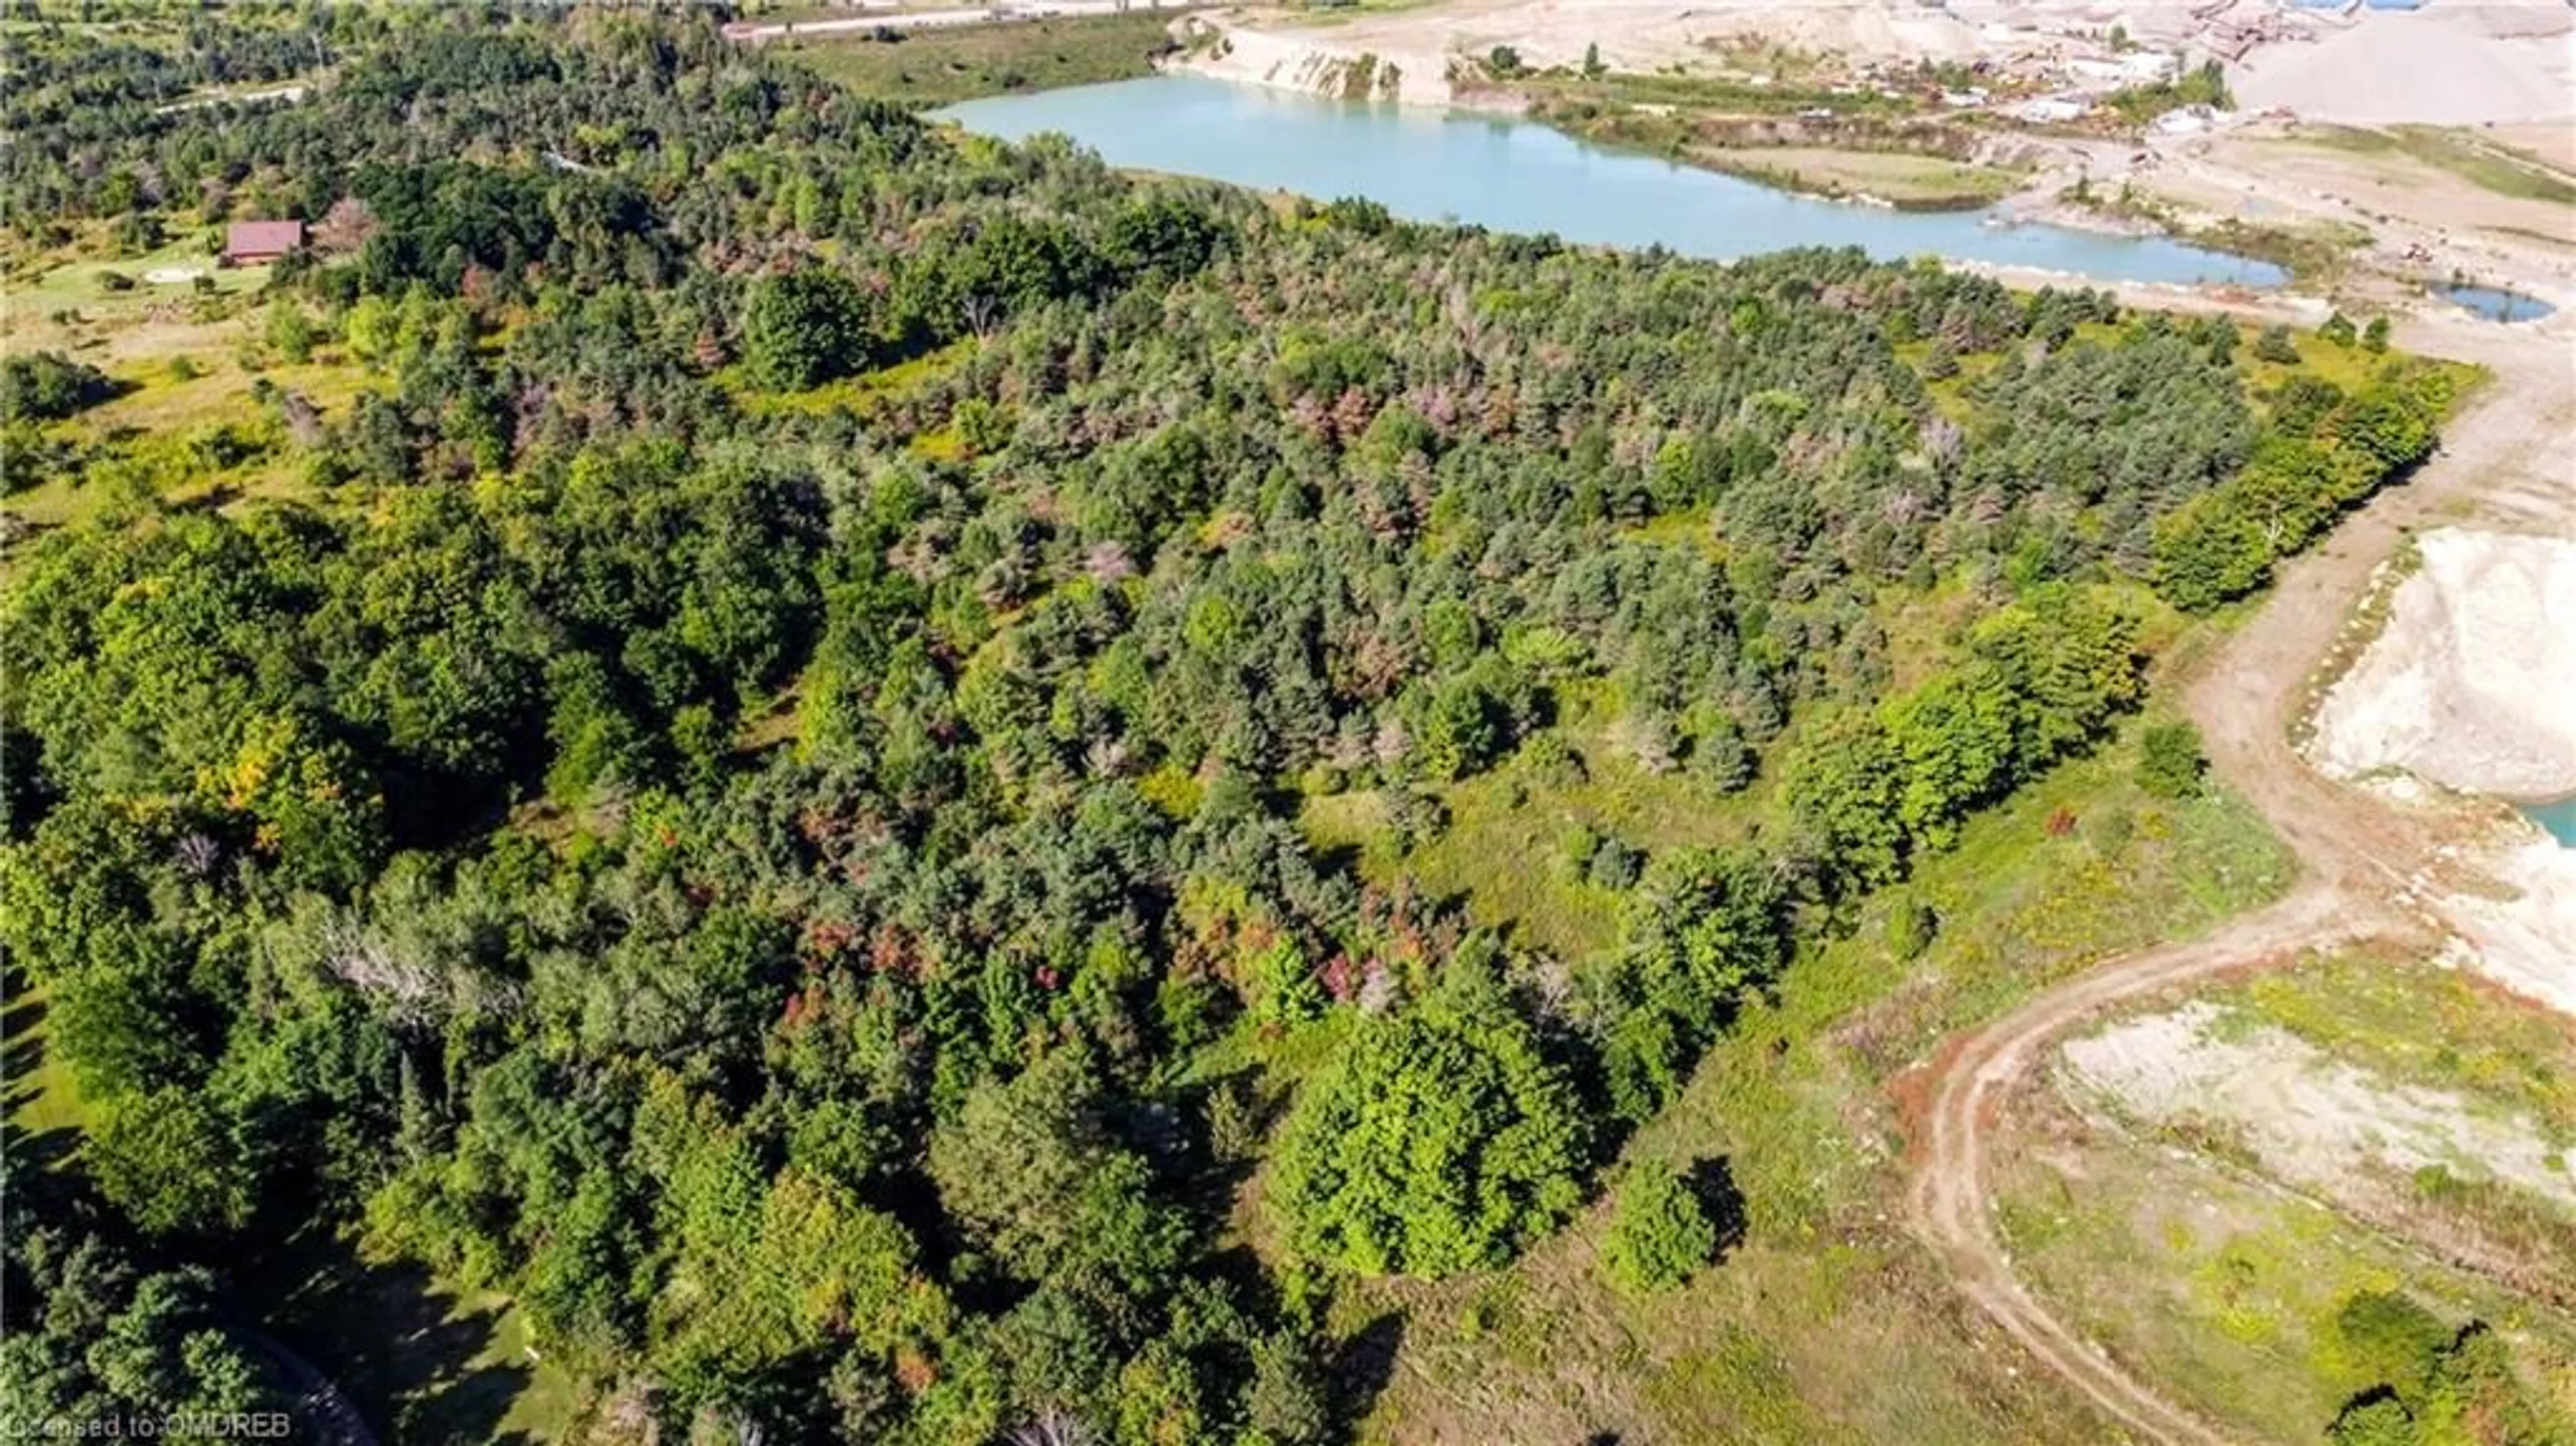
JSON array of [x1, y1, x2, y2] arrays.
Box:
[[2522, 797, 2576, 848], [2441, 284, 2555, 323]]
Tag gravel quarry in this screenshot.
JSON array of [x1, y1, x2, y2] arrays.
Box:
[[2305, 527, 2576, 1015], [2309, 529, 2576, 803]]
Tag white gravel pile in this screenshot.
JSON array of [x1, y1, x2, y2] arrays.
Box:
[[2232, 4, 2576, 126]]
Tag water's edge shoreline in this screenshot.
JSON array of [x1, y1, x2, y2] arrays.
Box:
[[945, 69, 2290, 290]]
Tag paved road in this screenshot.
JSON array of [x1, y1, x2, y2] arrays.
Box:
[[1898, 304, 2575, 1445]]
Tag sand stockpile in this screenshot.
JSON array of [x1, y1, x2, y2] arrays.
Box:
[[2309, 528, 2576, 802], [2232, 5, 2576, 125]]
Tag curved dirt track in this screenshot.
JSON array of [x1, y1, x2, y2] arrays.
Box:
[[1900, 313, 2576, 1445]]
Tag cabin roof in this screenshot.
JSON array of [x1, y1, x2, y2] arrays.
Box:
[[225, 219, 307, 257]]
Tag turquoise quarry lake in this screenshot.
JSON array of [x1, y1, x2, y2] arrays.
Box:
[[2524, 797, 2576, 848], [941, 76, 2288, 287]]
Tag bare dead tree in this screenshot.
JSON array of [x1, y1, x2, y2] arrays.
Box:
[[1002, 1410, 1099, 1446]]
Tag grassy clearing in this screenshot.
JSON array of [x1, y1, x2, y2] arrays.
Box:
[[2293, 123, 2576, 208], [1349, 713, 2297, 1444], [5, 349, 374, 529], [1307, 725, 1757, 963], [2000, 1070, 2576, 1444], [1526, 89, 2010, 210], [7, 230, 268, 318], [731, 337, 975, 421], [4, 981, 91, 1146], [1688, 144, 2027, 210], [6, 247, 383, 529], [1788, 746, 2294, 1091], [2058, 177, 2377, 286], [245, 1229, 586, 1445], [2189, 214, 2374, 286], [778, 12, 1185, 107]]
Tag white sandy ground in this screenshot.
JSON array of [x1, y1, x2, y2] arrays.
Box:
[[2061, 1000, 2576, 1211], [1182, 0, 2576, 124], [2310, 529, 2576, 802], [2230, 1, 2576, 126], [2305, 528, 2576, 1016], [2442, 840, 2576, 1019]]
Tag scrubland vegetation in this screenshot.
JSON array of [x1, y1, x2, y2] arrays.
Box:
[[780, 12, 1188, 109], [0, 5, 2508, 1444]]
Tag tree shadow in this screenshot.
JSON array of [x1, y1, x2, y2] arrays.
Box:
[[1685, 1156, 1750, 1263], [244, 1229, 537, 1446], [174, 482, 244, 513], [2, 977, 83, 1183], [3, 981, 48, 1041], [0, 1115, 79, 1182], [1330, 1311, 1407, 1435], [0, 1044, 42, 1097]]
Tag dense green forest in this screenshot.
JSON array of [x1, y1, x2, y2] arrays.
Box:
[[1, 6, 2469, 1443]]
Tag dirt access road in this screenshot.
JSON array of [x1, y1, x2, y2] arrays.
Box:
[[1900, 310, 2576, 1446]]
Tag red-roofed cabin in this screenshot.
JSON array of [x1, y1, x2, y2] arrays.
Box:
[[223, 219, 306, 267]]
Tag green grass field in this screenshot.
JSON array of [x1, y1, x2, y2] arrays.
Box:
[[1305, 713, 1760, 962], [7, 230, 269, 316], [778, 11, 1185, 107]]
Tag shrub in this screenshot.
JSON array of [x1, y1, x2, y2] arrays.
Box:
[[1603, 1160, 1719, 1292], [1246, 936, 1326, 1025], [1, 350, 117, 423], [2138, 720, 2208, 798], [1886, 897, 1938, 960], [1560, 822, 1602, 876], [1272, 1002, 1589, 1278], [1587, 837, 1642, 892], [2333, 1290, 2449, 1394]]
